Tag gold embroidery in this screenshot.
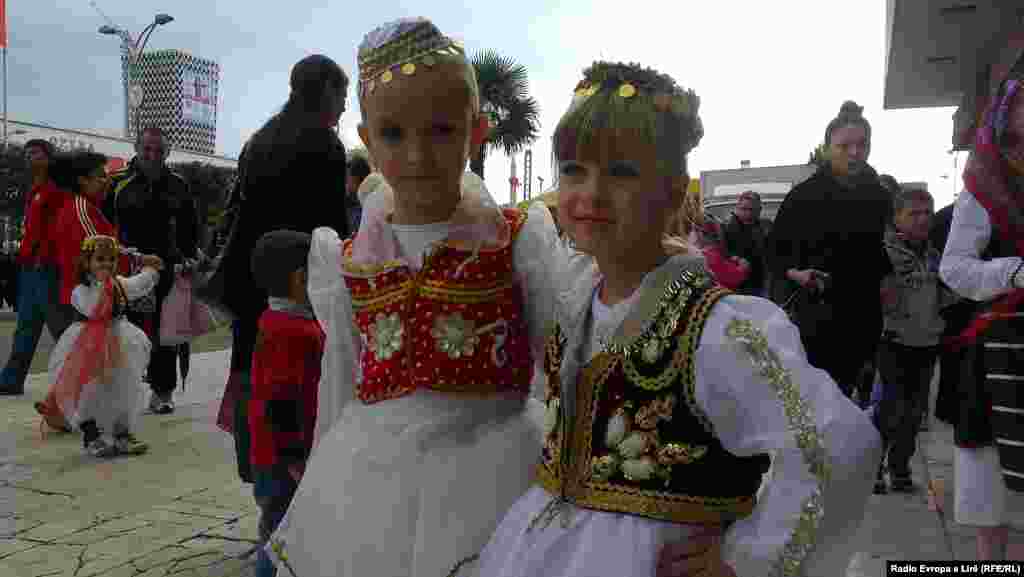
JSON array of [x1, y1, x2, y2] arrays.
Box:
[[657, 443, 708, 466], [725, 318, 830, 577]]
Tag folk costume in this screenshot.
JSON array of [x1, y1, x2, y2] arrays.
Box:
[[266, 19, 565, 577], [939, 76, 1024, 528], [49, 236, 158, 453], [472, 63, 881, 577]]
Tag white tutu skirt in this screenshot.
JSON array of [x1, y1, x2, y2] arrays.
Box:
[[469, 486, 696, 577], [268, 391, 545, 577], [48, 318, 151, 432], [954, 445, 1008, 527]]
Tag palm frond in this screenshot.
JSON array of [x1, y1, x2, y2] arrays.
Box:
[[491, 96, 541, 156]]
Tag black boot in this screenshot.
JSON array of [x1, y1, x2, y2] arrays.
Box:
[[80, 420, 101, 447]]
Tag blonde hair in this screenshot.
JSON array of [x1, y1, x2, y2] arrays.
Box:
[[76, 235, 120, 285]]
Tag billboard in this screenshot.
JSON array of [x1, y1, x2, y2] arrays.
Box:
[[182, 69, 216, 127]]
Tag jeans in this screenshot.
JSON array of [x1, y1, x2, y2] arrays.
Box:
[[254, 473, 299, 577], [1, 266, 73, 389], [875, 341, 937, 477]]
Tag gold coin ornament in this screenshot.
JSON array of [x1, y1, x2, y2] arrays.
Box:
[[618, 83, 637, 98], [401, 62, 416, 75], [381, 70, 393, 84]]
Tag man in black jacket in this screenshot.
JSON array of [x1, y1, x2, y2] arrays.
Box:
[[104, 126, 199, 414], [723, 190, 770, 297]]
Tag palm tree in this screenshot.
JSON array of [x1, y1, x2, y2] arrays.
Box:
[[469, 50, 541, 179]]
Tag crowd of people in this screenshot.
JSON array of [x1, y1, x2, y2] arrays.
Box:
[[2, 13, 1023, 577]]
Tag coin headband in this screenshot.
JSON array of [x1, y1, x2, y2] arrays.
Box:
[[358, 19, 466, 99]]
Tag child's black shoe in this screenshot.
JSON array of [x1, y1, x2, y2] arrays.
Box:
[[890, 475, 916, 493]]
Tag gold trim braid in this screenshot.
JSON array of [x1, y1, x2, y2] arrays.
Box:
[[725, 318, 831, 577]]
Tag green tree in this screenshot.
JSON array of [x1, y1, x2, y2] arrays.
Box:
[[469, 50, 541, 179], [808, 143, 829, 168]]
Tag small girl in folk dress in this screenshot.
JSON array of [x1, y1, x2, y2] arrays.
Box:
[[50, 235, 164, 458], [265, 17, 566, 577], [471, 62, 882, 577]]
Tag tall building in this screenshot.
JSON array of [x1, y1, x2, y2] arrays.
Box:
[[129, 49, 219, 154]]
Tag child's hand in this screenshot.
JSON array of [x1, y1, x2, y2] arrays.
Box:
[[655, 527, 736, 577], [141, 255, 164, 271]]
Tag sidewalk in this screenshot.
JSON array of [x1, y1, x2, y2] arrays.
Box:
[[1, 347, 1022, 576], [0, 349, 259, 577]]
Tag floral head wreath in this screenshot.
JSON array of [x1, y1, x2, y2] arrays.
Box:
[[81, 234, 119, 254], [357, 17, 467, 100], [558, 61, 704, 175]]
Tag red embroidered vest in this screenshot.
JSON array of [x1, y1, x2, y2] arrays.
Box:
[[342, 209, 533, 404]]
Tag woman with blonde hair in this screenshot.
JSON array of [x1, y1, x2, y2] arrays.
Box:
[[664, 184, 750, 289]]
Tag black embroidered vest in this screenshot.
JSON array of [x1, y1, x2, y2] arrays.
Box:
[[537, 268, 770, 523]]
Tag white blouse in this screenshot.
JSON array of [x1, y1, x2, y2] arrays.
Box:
[[71, 269, 160, 317], [939, 191, 1022, 302]]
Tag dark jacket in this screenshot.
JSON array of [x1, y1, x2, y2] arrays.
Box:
[[769, 168, 892, 342], [104, 158, 198, 265], [222, 121, 349, 319], [722, 214, 769, 296]]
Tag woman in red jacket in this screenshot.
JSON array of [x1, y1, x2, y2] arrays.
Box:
[[36, 152, 125, 432]]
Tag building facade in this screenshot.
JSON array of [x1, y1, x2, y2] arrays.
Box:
[[884, 1, 1024, 148], [130, 49, 219, 154]]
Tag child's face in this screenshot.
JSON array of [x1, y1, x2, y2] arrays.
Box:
[[557, 130, 683, 261], [358, 64, 486, 221], [89, 249, 117, 282], [894, 197, 933, 242]]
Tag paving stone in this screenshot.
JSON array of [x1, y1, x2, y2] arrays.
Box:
[[84, 522, 205, 560], [153, 501, 243, 521], [0, 543, 86, 574], [0, 537, 39, 559], [17, 517, 106, 541], [0, 515, 44, 538], [203, 514, 261, 543]]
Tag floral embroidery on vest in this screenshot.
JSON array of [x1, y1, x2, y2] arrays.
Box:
[[343, 209, 533, 403]]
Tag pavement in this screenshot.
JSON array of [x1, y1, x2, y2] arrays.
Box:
[[0, 349, 259, 577], [0, 348, 1022, 576]]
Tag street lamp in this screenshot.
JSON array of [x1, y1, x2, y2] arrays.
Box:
[[98, 14, 175, 139]]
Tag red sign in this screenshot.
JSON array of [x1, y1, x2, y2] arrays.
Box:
[[105, 158, 127, 174], [0, 0, 7, 49]]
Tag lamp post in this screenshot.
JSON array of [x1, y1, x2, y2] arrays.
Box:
[[99, 13, 174, 139]]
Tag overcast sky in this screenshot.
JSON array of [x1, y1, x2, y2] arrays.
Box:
[[10, 1, 965, 207]]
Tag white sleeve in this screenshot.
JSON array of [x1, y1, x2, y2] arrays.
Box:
[[71, 285, 98, 317], [118, 269, 160, 301], [308, 227, 359, 447], [695, 295, 882, 577], [939, 191, 1022, 302], [513, 202, 566, 360], [513, 202, 567, 399]]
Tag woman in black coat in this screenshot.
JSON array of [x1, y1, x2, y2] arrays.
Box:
[[770, 101, 892, 399], [218, 54, 350, 484]]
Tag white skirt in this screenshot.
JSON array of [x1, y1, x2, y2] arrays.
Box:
[[268, 390, 544, 577], [48, 318, 151, 432], [954, 445, 1008, 527], [468, 486, 696, 577]]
